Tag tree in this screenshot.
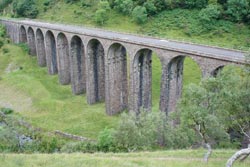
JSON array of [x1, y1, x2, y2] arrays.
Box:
[[179, 56, 250, 165], [226, 0, 250, 22], [12, 0, 38, 18], [132, 6, 148, 24], [114, 0, 134, 15], [179, 81, 229, 162], [95, 0, 110, 25], [199, 4, 222, 30]]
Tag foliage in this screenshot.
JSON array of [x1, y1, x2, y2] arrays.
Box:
[[0, 24, 6, 38], [226, 0, 250, 22], [64, 0, 78, 4], [0, 0, 12, 12], [61, 141, 98, 153], [114, 0, 134, 15], [176, 0, 208, 9], [0, 107, 14, 115], [95, 0, 110, 25], [179, 63, 250, 148], [12, 0, 38, 18], [97, 128, 115, 152], [199, 4, 222, 30], [132, 6, 148, 24]]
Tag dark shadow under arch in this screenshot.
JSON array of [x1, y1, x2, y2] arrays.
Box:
[[211, 66, 224, 77], [132, 48, 154, 113], [36, 29, 46, 67], [70, 35, 86, 95], [106, 43, 128, 115], [27, 27, 36, 56], [160, 55, 202, 119], [45, 31, 58, 75], [87, 39, 105, 104], [19, 25, 27, 43], [57, 33, 70, 85]]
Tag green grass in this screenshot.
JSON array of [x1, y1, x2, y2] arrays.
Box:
[[0, 150, 249, 167], [0, 44, 118, 139], [32, 1, 250, 51], [0, 42, 200, 139]]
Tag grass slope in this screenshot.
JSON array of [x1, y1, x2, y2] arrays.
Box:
[[34, 1, 250, 50], [0, 150, 250, 167], [0, 41, 200, 139], [0, 44, 118, 139]]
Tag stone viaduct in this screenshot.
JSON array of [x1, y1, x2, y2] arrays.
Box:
[[0, 18, 246, 116]]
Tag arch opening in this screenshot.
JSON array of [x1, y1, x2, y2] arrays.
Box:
[[70, 36, 85, 95], [57, 33, 70, 85], [160, 56, 202, 118], [45, 31, 58, 75], [36, 29, 46, 67], [106, 43, 128, 115], [87, 39, 105, 104], [211, 66, 224, 77], [19, 26, 27, 43], [132, 49, 163, 113], [27, 27, 36, 56]]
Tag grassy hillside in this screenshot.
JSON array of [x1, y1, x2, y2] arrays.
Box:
[[1, 150, 250, 167], [0, 43, 119, 139], [33, 0, 250, 50], [0, 41, 200, 139]]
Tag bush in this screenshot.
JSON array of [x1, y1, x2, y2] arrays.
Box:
[[97, 128, 115, 152], [199, 4, 222, 30], [94, 0, 110, 25], [0, 0, 12, 12], [0, 108, 14, 115], [113, 111, 181, 151], [175, 0, 208, 9], [114, 0, 134, 15], [226, 0, 250, 22], [61, 141, 98, 153], [132, 6, 148, 24], [0, 25, 6, 38], [0, 40, 4, 48], [13, 0, 39, 18]]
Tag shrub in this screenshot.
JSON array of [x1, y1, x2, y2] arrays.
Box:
[[199, 4, 222, 30], [0, 25, 6, 38], [114, 0, 134, 15], [0, 0, 12, 12], [113, 111, 177, 151], [13, 0, 39, 18], [61, 141, 98, 153], [226, 0, 250, 22], [132, 6, 148, 24], [0, 40, 4, 48], [97, 128, 115, 152], [2, 48, 9, 54], [95, 0, 110, 25], [0, 108, 14, 115]]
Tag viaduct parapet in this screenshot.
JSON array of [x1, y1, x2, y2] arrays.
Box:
[[0, 18, 246, 116]]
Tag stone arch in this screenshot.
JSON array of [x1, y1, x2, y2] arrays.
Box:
[[70, 35, 86, 95], [36, 29, 46, 67], [106, 43, 128, 115], [45, 30, 58, 75], [57, 33, 70, 85], [19, 25, 27, 43], [27, 27, 36, 56], [160, 55, 202, 117], [86, 39, 105, 104], [132, 48, 154, 113], [211, 65, 224, 77]]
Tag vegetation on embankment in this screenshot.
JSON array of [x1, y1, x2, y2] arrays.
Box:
[[0, 150, 250, 167], [1, 0, 250, 50]]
